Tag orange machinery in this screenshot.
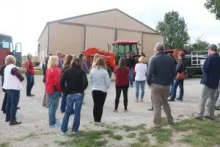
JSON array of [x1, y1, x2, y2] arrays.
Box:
[[83, 47, 117, 70]]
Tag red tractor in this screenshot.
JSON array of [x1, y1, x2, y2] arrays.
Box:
[[111, 40, 140, 64], [84, 40, 141, 77], [0, 33, 22, 67]]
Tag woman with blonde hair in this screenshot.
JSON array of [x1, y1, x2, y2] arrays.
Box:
[[90, 57, 110, 123], [60, 55, 73, 113], [92, 53, 101, 67], [3, 55, 24, 125], [135, 56, 148, 102], [46, 56, 62, 127]]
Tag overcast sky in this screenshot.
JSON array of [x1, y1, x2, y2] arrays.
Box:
[[0, 0, 219, 55]]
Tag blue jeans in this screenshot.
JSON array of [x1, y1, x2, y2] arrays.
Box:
[[26, 73, 34, 95], [48, 91, 61, 126], [6, 90, 20, 122], [171, 80, 184, 100], [129, 68, 134, 86], [60, 93, 68, 113], [61, 93, 84, 133], [135, 80, 145, 99], [170, 80, 174, 95]]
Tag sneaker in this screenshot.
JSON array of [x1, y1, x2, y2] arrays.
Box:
[[204, 116, 214, 120], [194, 116, 203, 121], [176, 98, 183, 101], [72, 131, 77, 135], [61, 132, 67, 136], [9, 121, 22, 126], [27, 94, 35, 97], [50, 122, 61, 128], [135, 99, 139, 103], [168, 98, 175, 102], [114, 110, 118, 113], [140, 99, 144, 102], [130, 85, 133, 87], [124, 109, 128, 112], [56, 119, 62, 125], [148, 108, 154, 111]]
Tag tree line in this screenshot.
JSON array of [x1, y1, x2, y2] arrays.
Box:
[[156, 0, 220, 52]]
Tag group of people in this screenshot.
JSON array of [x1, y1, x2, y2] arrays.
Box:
[[1, 42, 220, 133]]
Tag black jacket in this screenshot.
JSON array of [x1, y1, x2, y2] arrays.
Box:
[[127, 57, 135, 68], [42, 62, 48, 83], [0, 65, 6, 92], [176, 59, 184, 73], [60, 67, 88, 94], [147, 52, 176, 86], [201, 53, 220, 89]]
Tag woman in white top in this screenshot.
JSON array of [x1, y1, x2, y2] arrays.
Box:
[[3, 55, 24, 125], [90, 57, 110, 122], [135, 56, 148, 102]]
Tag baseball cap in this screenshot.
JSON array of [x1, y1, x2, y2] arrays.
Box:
[[206, 44, 217, 51]]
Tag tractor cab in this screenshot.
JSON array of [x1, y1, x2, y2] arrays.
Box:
[[0, 33, 22, 67], [112, 40, 140, 64], [112, 40, 139, 57]]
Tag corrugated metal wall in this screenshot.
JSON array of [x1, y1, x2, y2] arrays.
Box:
[[117, 30, 142, 43], [64, 10, 155, 33], [143, 33, 164, 61], [49, 23, 85, 55], [38, 25, 48, 62], [85, 26, 115, 50], [38, 10, 164, 60]]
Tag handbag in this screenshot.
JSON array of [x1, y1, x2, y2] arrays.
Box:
[[176, 72, 185, 80], [176, 62, 185, 80]]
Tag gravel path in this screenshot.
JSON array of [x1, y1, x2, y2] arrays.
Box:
[[0, 76, 204, 146]]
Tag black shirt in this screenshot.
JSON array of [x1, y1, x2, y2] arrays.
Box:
[[60, 67, 88, 94]]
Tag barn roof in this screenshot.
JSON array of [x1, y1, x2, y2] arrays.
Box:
[[38, 8, 159, 41]]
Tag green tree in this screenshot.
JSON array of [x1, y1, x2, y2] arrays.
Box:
[[204, 0, 220, 20], [156, 11, 190, 49], [189, 38, 209, 51]]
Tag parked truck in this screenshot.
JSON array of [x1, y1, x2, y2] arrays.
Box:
[[0, 33, 22, 67], [164, 49, 207, 78]]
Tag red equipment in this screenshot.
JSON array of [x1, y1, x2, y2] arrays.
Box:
[[83, 47, 116, 70], [164, 49, 187, 59]]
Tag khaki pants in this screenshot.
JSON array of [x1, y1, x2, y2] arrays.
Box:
[[43, 92, 49, 108], [151, 84, 173, 126], [198, 85, 217, 119]]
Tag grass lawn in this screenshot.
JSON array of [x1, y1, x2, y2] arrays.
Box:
[[54, 116, 220, 147]]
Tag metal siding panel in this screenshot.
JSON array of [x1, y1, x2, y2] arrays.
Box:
[[85, 26, 115, 51], [143, 34, 164, 61], [49, 23, 84, 55], [117, 30, 142, 53], [38, 25, 48, 64], [64, 10, 155, 33]]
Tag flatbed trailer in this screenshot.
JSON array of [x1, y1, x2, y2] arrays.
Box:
[[184, 51, 207, 78]]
